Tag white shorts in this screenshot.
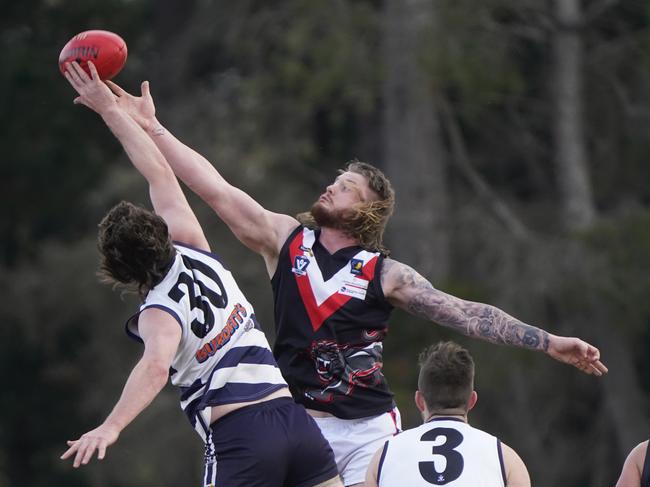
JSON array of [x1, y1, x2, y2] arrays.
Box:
[[313, 408, 401, 486]]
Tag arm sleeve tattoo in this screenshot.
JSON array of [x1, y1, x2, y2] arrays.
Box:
[[385, 260, 550, 352]]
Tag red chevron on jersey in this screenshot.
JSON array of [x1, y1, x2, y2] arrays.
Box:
[[289, 229, 378, 331]]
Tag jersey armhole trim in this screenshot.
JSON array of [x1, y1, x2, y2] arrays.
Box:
[[376, 440, 390, 485], [125, 304, 183, 344], [173, 241, 226, 268], [143, 304, 183, 329], [270, 224, 303, 284], [373, 256, 394, 311], [497, 438, 507, 486]]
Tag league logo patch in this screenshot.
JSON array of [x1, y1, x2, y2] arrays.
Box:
[[350, 258, 364, 275], [292, 255, 310, 276]]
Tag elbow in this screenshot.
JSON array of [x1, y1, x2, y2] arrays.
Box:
[[144, 361, 170, 389]]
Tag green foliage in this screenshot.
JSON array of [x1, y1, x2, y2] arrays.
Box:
[[423, 0, 525, 120], [3, 0, 650, 485], [211, 0, 382, 169], [0, 0, 151, 267], [582, 211, 650, 333]]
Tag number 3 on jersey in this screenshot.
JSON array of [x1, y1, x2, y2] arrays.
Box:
[[167, 255, 229, 338], [418, 427, 464, 485]]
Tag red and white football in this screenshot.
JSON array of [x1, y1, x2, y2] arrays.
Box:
[[58, 30, 128, 80]]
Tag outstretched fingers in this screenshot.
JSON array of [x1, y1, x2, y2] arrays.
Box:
[[551, 337, 607, 376], [569, 346, 607, 376], [140, 80, 150, 98], [64, 62, 84, 89], [105, 79, 127, 97], [64, 61, 96, 96], [590, 359, 608, 375], [79, 438, 100, 466], [97, 441, 108, 461], [70, 61, 91, 82], [86, 60, 100, 81], [60, 440, 78, 460], [583, 344, 608, 375], [61, 435, 108, 468]]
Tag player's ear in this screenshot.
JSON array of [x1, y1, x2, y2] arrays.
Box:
[[414, 390, 427, 413], [467, 390, 478, 412]]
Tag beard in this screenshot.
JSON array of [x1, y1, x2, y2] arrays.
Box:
[[298, 196, 391, 254], [310, 201, 350, 229]]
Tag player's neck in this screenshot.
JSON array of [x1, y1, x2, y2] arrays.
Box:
[[318, 227, 359, 254], [424, 408, 468, 423]]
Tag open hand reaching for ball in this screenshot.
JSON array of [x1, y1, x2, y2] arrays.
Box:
[[105, 79, 157, 132], [63, 60, 118, 115]]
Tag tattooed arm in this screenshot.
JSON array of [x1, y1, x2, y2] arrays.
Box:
[[381, 258, 607, 376]]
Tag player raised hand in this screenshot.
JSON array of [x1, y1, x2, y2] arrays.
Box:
[[105, 79, 157, 131], [547, 335, 608, 376], [63, 60, 117, 115], [60, 423, 120, 468]]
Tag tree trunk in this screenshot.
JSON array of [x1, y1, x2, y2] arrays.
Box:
[[381, 0, 450, 282], [552, 0, 596, 231]]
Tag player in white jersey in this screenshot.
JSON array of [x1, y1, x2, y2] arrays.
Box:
[[60, 61, 342, 487], [124, 240, 287, 440], [365, 341, 530, 487]]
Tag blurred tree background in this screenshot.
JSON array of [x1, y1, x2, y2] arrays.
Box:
[[2, 0, 649, 485]]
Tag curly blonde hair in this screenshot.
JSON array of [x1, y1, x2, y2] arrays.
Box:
[[297, 160, 395, 255]]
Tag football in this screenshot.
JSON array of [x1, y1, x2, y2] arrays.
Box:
[[58, 30, 127, 80]]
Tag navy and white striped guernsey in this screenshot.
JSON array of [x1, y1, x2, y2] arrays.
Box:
[[126, 242, 287, 441]]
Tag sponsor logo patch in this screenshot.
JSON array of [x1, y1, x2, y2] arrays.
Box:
[[339, 277, 369, 300], [194, 303, 247, 363]]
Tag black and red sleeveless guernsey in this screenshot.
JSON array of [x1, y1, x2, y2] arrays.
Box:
[[271, 226, 395, 419]]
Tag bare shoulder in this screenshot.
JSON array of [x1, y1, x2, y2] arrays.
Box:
[[139, 307, 183, 336], [257, 213, 300, 277], [501, 442, 531, 487], [262, 212, 300, 256], [269, 212, 301, 245], [624, 440, 648, 472], [631, 440, 648, 462], [168, 226, 211, 253], [616, 440, 648, 487]]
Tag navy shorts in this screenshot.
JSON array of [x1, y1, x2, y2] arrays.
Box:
[[203, 397, 339, 487]]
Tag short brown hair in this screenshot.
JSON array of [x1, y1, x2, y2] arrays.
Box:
[[298, 160, 395, 255], [417, 341, 475, 412], [97, 201, 175, 297]]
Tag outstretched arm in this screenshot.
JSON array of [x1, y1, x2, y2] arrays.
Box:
[[381, 259, 608, 376], [64, 62, 209, 250], [60, 308, 181, 467], [105, 80, 298, 275]]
